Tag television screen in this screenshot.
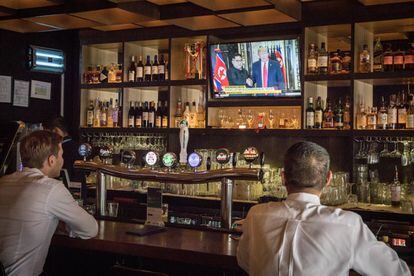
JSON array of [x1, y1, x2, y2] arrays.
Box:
[[210, 38, 301, 98]]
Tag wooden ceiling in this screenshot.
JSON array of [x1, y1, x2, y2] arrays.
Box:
[[0, 0, 412, 33]]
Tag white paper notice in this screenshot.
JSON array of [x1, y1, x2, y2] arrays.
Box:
[[13, 80, 30, 107], [31, 80, 51, 100], [0, 75, 12, 103]]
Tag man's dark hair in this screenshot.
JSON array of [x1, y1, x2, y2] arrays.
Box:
[[43, 116, 68, 135], [232, 53, 242, 60], [283, 142, 330, 190]]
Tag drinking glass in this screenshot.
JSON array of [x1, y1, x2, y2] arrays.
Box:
[[107, 202, 119, 217], [390, 141, 402, 158], [380, 141, 390, 158]]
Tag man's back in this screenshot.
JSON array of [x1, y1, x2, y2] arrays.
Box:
[[237, 193, 410, 276], [0, 168, 98, 276]]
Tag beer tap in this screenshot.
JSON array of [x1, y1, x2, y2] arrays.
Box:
[[162, 152, 177, 172], [144, 151, 159, 170], [99, 145, 113, 165], [206, 156, 211, 193], [188, 152, 202, 172], [121, 150, 136, 169], [243, 147, 259, 168], [179, 120, 189, 165], [78, 143, 92, 161], [215, 148, 230, 169]]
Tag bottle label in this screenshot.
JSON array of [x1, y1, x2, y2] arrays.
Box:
[[128, 117, 134, 127], [391, 185, 401, 202], [135, 117, 142, 127], [144, 66, 151, 75], [405, 55, 414, 64], [317, 56, 328, 67], [158, 65, 165, 74], [112, 111, 118, 124], [378, 112, 388, 125], [87, 111, 94, 125], [315, 110, 323, 123], [394, 56, 403, 65], [152, 65, 158, 75], [306, 112, 314, 127], [367, 115, 376, 126], [344, 111, 350, 124], [307, 59, 317, 72], [398, 108, 407, 124], [100, 73, 107, 82], [407, 114, 414, 128], [137, 67, 143, 78], [143, 112, 149, 121], [384, 56, 393, 65], [128, 71, 135, 82], [388, 109, 397, 124], [149, 112, 155, 125], [156, 116, 161, 127], [357, 115, 367, 128], [162, 116, 168, 127]]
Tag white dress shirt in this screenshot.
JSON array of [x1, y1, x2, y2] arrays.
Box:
[[0, 168, 98, 276], [237, 193, 410, 276]]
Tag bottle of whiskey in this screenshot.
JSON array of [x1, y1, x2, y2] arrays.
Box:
[[135, 101, 142, 128], [314, 96, 323, 129], [305, 97, 315, 129], [356, 101, 367, 129], [387, 94, 397, 130], [373, 37, 384, 72], [100, 66, 108, 83], [158, 54, 165, 81], [377, 96, 388, 130], [143, 101, 149, 128], [155, 101, 162, 128], [323, 98, 334, 129], [162, 101, 168, 128], [383, 45, 394, 72], [174, 98, 183, 127], [366, 106, 377, 130], [397, 91, 407, 129], [87, 100, 94, 127], [343, 96, 351, 129], [317, 42, 328, 75], [334, 97, 344, 130], [359, 44, 370, 73], [393, 49, 404, 71], [128, 56, 136, 82], [330, 51, 342, 74], [405, 43, 414, 71], [113, 99, 119, 127], [307, 43, 318, 74], [391, 165, 401, 207], [136, 56, 144, 82], [406, 95, 414, 129], [100, 101, 108, 127], [128, 101, 135, 128], [144, 55, 152, 82], [93, 99, 101, 127], [107, 100, 114, 127], [148, 101, 155, 128], [152, 55, 159, 81]]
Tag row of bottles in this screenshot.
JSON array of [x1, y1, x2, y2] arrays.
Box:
[[307, 43, 351, 75], [128, 101, 168, 128], [86, 98, 122, 127], [306, 96, 351, 129], [173, 98, 205, 128], [356, 92, 414, 130], [127, 55, 168, 83], [83, 64, 123, 84], [361, 38, 414, 73]]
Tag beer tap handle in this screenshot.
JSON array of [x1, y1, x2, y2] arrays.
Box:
[[206, 156, 211, 171], [232, 153, 237, 168]]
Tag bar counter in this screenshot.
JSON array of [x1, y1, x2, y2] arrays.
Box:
[[51, 220, 241, 273]]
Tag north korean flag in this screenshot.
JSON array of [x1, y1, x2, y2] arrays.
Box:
[[213, 49, 229, 92]]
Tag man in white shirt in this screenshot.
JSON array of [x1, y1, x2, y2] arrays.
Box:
[[237, 141, 410, 276], [0, 130, 98, 276]]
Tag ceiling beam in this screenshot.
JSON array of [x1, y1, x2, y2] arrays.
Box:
[[265, 0, 301, 21]]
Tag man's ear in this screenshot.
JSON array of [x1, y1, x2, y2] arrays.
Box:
[[325, 170, 333, 188], [47, 154, 56, 167]]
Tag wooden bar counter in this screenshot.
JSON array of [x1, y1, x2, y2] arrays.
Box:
[[49, 220, 242, 275]]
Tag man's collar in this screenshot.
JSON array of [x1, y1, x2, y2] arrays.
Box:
[[286, 192, 321, 205], [23, 167, 45, 176]]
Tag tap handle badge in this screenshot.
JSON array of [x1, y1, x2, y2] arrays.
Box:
[[78, 143, 92, 160], [215, 148, 230, 165]]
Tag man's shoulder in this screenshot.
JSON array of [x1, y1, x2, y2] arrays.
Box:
[[317, 205, 363, 226]]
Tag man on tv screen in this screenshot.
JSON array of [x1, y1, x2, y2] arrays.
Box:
[[228, 53, 253, 87], [252, 46, 285, 90]]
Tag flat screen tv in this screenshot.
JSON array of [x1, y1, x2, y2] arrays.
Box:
[[209, 38, 301, 98]]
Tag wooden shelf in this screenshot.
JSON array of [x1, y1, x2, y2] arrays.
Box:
[[304, 74, 351, 82], [353, 129, 414, 137], [79, 127, 173, 134], [353, 71, 414, 85], [207, 98, 302, 107], [80, 79, 207, 89]]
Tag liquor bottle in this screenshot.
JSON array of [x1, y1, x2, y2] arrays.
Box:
[[393, 49, 404, 71], [307, 43, 318, 74], [323, 98, 334, 129], [189, 101, 197, 128], [135, 101, 142, 128], [317, 42, 328, 75], [356, 101, 367, 129], [373, 37, 384, 72], [148, 101, 155, 128], [383, 45, 394, 72], [398, 91, 407, 129], [359, 44, 370, 73], [387, 94, 397, 130], [144, 55, 152, 82], [93, 99, 101, 127], [100, 101, 107, 127], [108, 64, 116, 83], [377, 96, 388, 130], [343, 96, 351, 130], [305, 97, 315, 129], [117, 102, 123, 127], [162, 101, 168, 128], [152, 55, 159, 81], [174, 98, 183, 127], [113, 99, 119, 127], [330, 51, 342, 74], [107, 100, 114, 127], [158, 54, 165, 81], [197, 101, 205, 128], [165, 61, 169, 80], [405, 43, 414, 71], [128, 101, 135, 128], [116, 64, 123, 83], [314, 96, 323, 129], [334, 97, 344, 130], [366, 106, 377, 130], [99, 66, 108, 83], [136, 56, 144, 82], [155, 100, 162, 128], [87, 100, 94, 127], [128, 56, 136, 82], [391, 165, 401, 207], [406, 95, 414, 129], [142, 101, 149, 128]]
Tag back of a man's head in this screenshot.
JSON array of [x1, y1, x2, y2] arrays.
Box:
[[43, 116, 68, 136], [20, 130, 62, 169], [283, 141, 330, 191]]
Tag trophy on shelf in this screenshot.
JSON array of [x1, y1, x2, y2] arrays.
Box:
[[184, 41, 206, 80]]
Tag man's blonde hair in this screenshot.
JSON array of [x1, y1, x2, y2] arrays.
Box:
[[20, 130, 62, 169]]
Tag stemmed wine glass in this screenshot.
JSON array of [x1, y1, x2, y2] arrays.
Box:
[[380, 139, 390, 158], [390, 139, 402, 158]]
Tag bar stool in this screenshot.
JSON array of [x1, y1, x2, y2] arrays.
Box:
[[111, 265, 167, 276]]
